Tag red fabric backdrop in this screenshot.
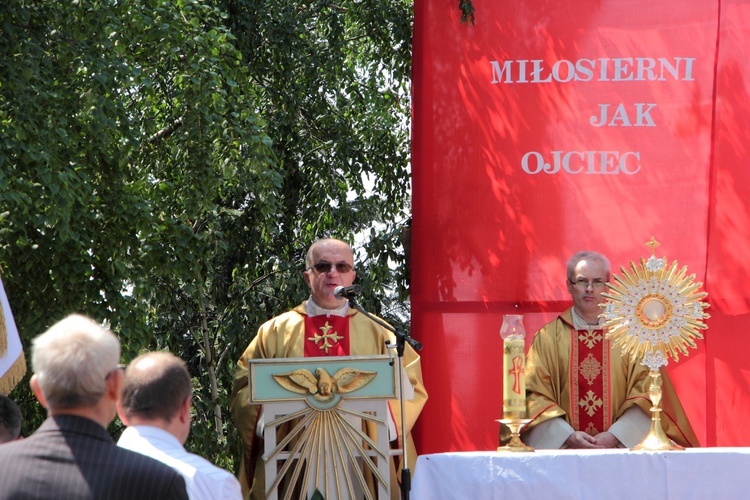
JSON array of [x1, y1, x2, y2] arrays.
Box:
[[411, 0, 750, 452]]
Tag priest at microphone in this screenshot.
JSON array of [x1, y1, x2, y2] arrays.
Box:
[[229, 237, 428, 500]]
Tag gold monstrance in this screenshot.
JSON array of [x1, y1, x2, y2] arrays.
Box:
[[600, 237, 710, 450]]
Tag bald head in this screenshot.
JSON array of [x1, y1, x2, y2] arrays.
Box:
[[119, 352, 191, 423], [305, 238, 353, 268]]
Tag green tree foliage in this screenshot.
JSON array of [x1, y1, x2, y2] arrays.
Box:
[[223, 0, 414, 319], [0, 0, 412, 472]]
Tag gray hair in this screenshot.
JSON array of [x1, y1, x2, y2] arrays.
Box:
[[566, 251, 611, 281], [31, 314, 120, 409]]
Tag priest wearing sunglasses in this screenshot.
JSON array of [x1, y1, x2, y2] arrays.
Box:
[[230, 238, 428, 500]]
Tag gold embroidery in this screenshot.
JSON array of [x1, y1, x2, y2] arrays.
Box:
[[579, 390, 603, 417], [578, 329, 602, 349], [306, 321, 344, 354], [571, 329, 579, 430], [585, 422, 600, 436], [580, 353, 602, 385], [603, 338, 611, 428]]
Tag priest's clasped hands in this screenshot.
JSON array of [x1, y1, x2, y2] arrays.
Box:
[[565, 430, 622, 449]]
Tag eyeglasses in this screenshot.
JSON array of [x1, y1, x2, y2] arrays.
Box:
[[308, 261, 354, 274], [569, 279, 608, 290]]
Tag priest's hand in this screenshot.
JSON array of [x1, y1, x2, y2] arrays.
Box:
[[565, 431, 604, 449], [592, 431, 621, 448]]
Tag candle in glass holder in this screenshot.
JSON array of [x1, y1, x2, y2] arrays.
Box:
[[500, 314, 526, 419]]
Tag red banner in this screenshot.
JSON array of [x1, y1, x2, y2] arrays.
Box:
[[412, 0, 750, 452]]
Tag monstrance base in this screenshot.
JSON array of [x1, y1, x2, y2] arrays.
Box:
[[631, 369, 685, 451], [631, 412, 685, 451]]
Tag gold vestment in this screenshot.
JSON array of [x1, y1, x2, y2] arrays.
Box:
[[230, 302, 428, 499], [523, 308, 698, 447]]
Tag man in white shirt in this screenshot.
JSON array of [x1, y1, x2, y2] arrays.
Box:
[[117, 351, 241, 500]]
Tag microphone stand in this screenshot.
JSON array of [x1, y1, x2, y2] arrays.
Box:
[[347, 296, 422, 500]]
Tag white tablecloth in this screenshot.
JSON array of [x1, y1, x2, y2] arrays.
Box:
[[411, 448, 750, 499]]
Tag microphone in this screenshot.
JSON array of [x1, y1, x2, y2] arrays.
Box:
[[334, 284, 361, 299]]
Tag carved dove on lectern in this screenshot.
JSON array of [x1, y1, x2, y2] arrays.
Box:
[[273, 367, 377, 402]]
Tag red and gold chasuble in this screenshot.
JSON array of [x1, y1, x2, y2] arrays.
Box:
[[570, 327, 610, 435], [304, 315, 350, 357]]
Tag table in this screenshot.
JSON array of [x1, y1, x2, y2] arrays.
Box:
[[411, 448, 750, 499]]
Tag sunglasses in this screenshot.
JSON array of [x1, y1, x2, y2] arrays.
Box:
[[309, 261, 354, 274]]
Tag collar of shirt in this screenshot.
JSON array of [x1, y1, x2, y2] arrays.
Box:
[[122, 425, 184, 451], [306, 297, 349, 317], [571, 308, 602, 330]]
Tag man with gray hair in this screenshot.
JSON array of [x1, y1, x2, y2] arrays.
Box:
[[0, 314, 188, 499], [118, 351, 242, 500], [520, 251, 698, 449]]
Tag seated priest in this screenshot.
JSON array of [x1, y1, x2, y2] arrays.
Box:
[[521, 250, 698, 449]]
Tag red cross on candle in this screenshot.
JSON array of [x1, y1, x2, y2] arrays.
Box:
[[508, 355, 525, 395]]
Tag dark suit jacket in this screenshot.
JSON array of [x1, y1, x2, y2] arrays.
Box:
[[0, 414, 188, 499]]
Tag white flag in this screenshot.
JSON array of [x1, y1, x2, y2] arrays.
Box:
[[0, 277, 26, 395]]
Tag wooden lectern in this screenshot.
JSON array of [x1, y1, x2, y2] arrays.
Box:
[[248, 355, 400, 500]]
